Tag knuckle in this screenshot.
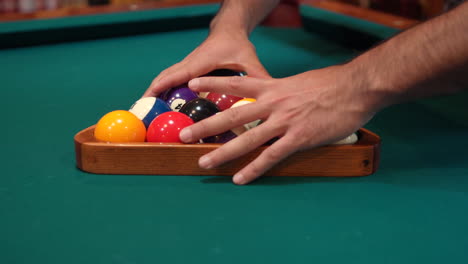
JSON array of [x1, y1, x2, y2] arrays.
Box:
[[225, 108, 242, 125], [182, 69, 193, 83], [158, 69, 169, 77], [264, 119, 286, 135], [263, 146, 284, 163], [227, 76, 244, 91], [290, 128, 316, 147], [160, 65, 177, 77], [243, 128, 260, 146], [264, 78, 276, 87]]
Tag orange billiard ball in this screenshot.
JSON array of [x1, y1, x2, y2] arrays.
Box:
[[94, 110, 146, 143]]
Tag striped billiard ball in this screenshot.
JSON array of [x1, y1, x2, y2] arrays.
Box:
[[129, 97, 171, 128]]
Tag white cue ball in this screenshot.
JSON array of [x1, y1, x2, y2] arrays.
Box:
[[333, 133, 358, 145]]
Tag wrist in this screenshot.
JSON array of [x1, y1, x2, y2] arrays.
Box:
[[209, 14, 250, 38], [344, 57, 400, 114]]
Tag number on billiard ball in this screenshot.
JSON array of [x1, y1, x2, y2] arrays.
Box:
[[160, 84, 198, 112]]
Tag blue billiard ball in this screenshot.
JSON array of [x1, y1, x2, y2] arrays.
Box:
[[129, 97, 171, 128]]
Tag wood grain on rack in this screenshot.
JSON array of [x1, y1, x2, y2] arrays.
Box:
[[75, 126, 381, 176]]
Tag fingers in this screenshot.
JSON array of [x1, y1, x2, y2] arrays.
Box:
[[142, 63, 269, 98], [196, 120, 284, 170], [143, 60, 213, 98], [233, 134, 300, 185], [244, 60, 271, 79], [179, 102, 269, 143], [189, 76, 270, 98], [143, 63, 181, 97]]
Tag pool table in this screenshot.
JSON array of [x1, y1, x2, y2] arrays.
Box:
[[1, 2, 468, 264]]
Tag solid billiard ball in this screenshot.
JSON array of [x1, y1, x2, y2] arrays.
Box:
[[179, 98, 220, 123], [205, 69, 247, 77], [206, 92, 243, 111], [202, 130, 238, 144], [201, 111, 245, 144], [199, 69, 247, 98], [129, 97, 171, 128], [198, 69, 246, 98], [161, 84, 198, 112], [146, 112, 194, 143], [94, 110, 146, 143], [203, 69, 246, 111]]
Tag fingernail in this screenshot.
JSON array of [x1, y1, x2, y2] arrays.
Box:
[[233, 173, 246, 185], [199, 155, 213, 169], [188, 78, 200, 90], [179, 128, 192, 142]]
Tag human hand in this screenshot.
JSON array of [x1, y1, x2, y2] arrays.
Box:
[[179, 65, 380, 185], [143, 31, 270, 97]]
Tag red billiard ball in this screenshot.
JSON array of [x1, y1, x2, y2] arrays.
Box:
[[146, 112, 194, 143], [203, 69, 246, 111], [206, 92, 243, 111]]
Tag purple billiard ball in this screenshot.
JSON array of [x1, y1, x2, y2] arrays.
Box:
[[162, 84, 199, 112], [202, 130, 238, 144]]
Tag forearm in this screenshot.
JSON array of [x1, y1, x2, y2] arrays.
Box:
[[350, 2, 468, 111], [210, 0, 281, 36]]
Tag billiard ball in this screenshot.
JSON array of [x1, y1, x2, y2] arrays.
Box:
[[94, 110, 146, 143], [201, 112, 243, 144], [203, 69, 246, 111], [161, 84, 198, 112], [206, 92, 243, 111], [179, 98, 220, 123], [146, 112, 194, 143], [230, 98, 256, 108], [129, 97, 171, 128], [198, 92, 209, 99], [205, 69, 247, 77], [333, 133, 358, 145], [231, 98, 261, 132], [202, 130, 238, 143], [197, 69, 246, 98]]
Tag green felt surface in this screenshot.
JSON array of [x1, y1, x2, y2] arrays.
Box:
[[1, 5, 468, 264], [300, 5, 400, 39]]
